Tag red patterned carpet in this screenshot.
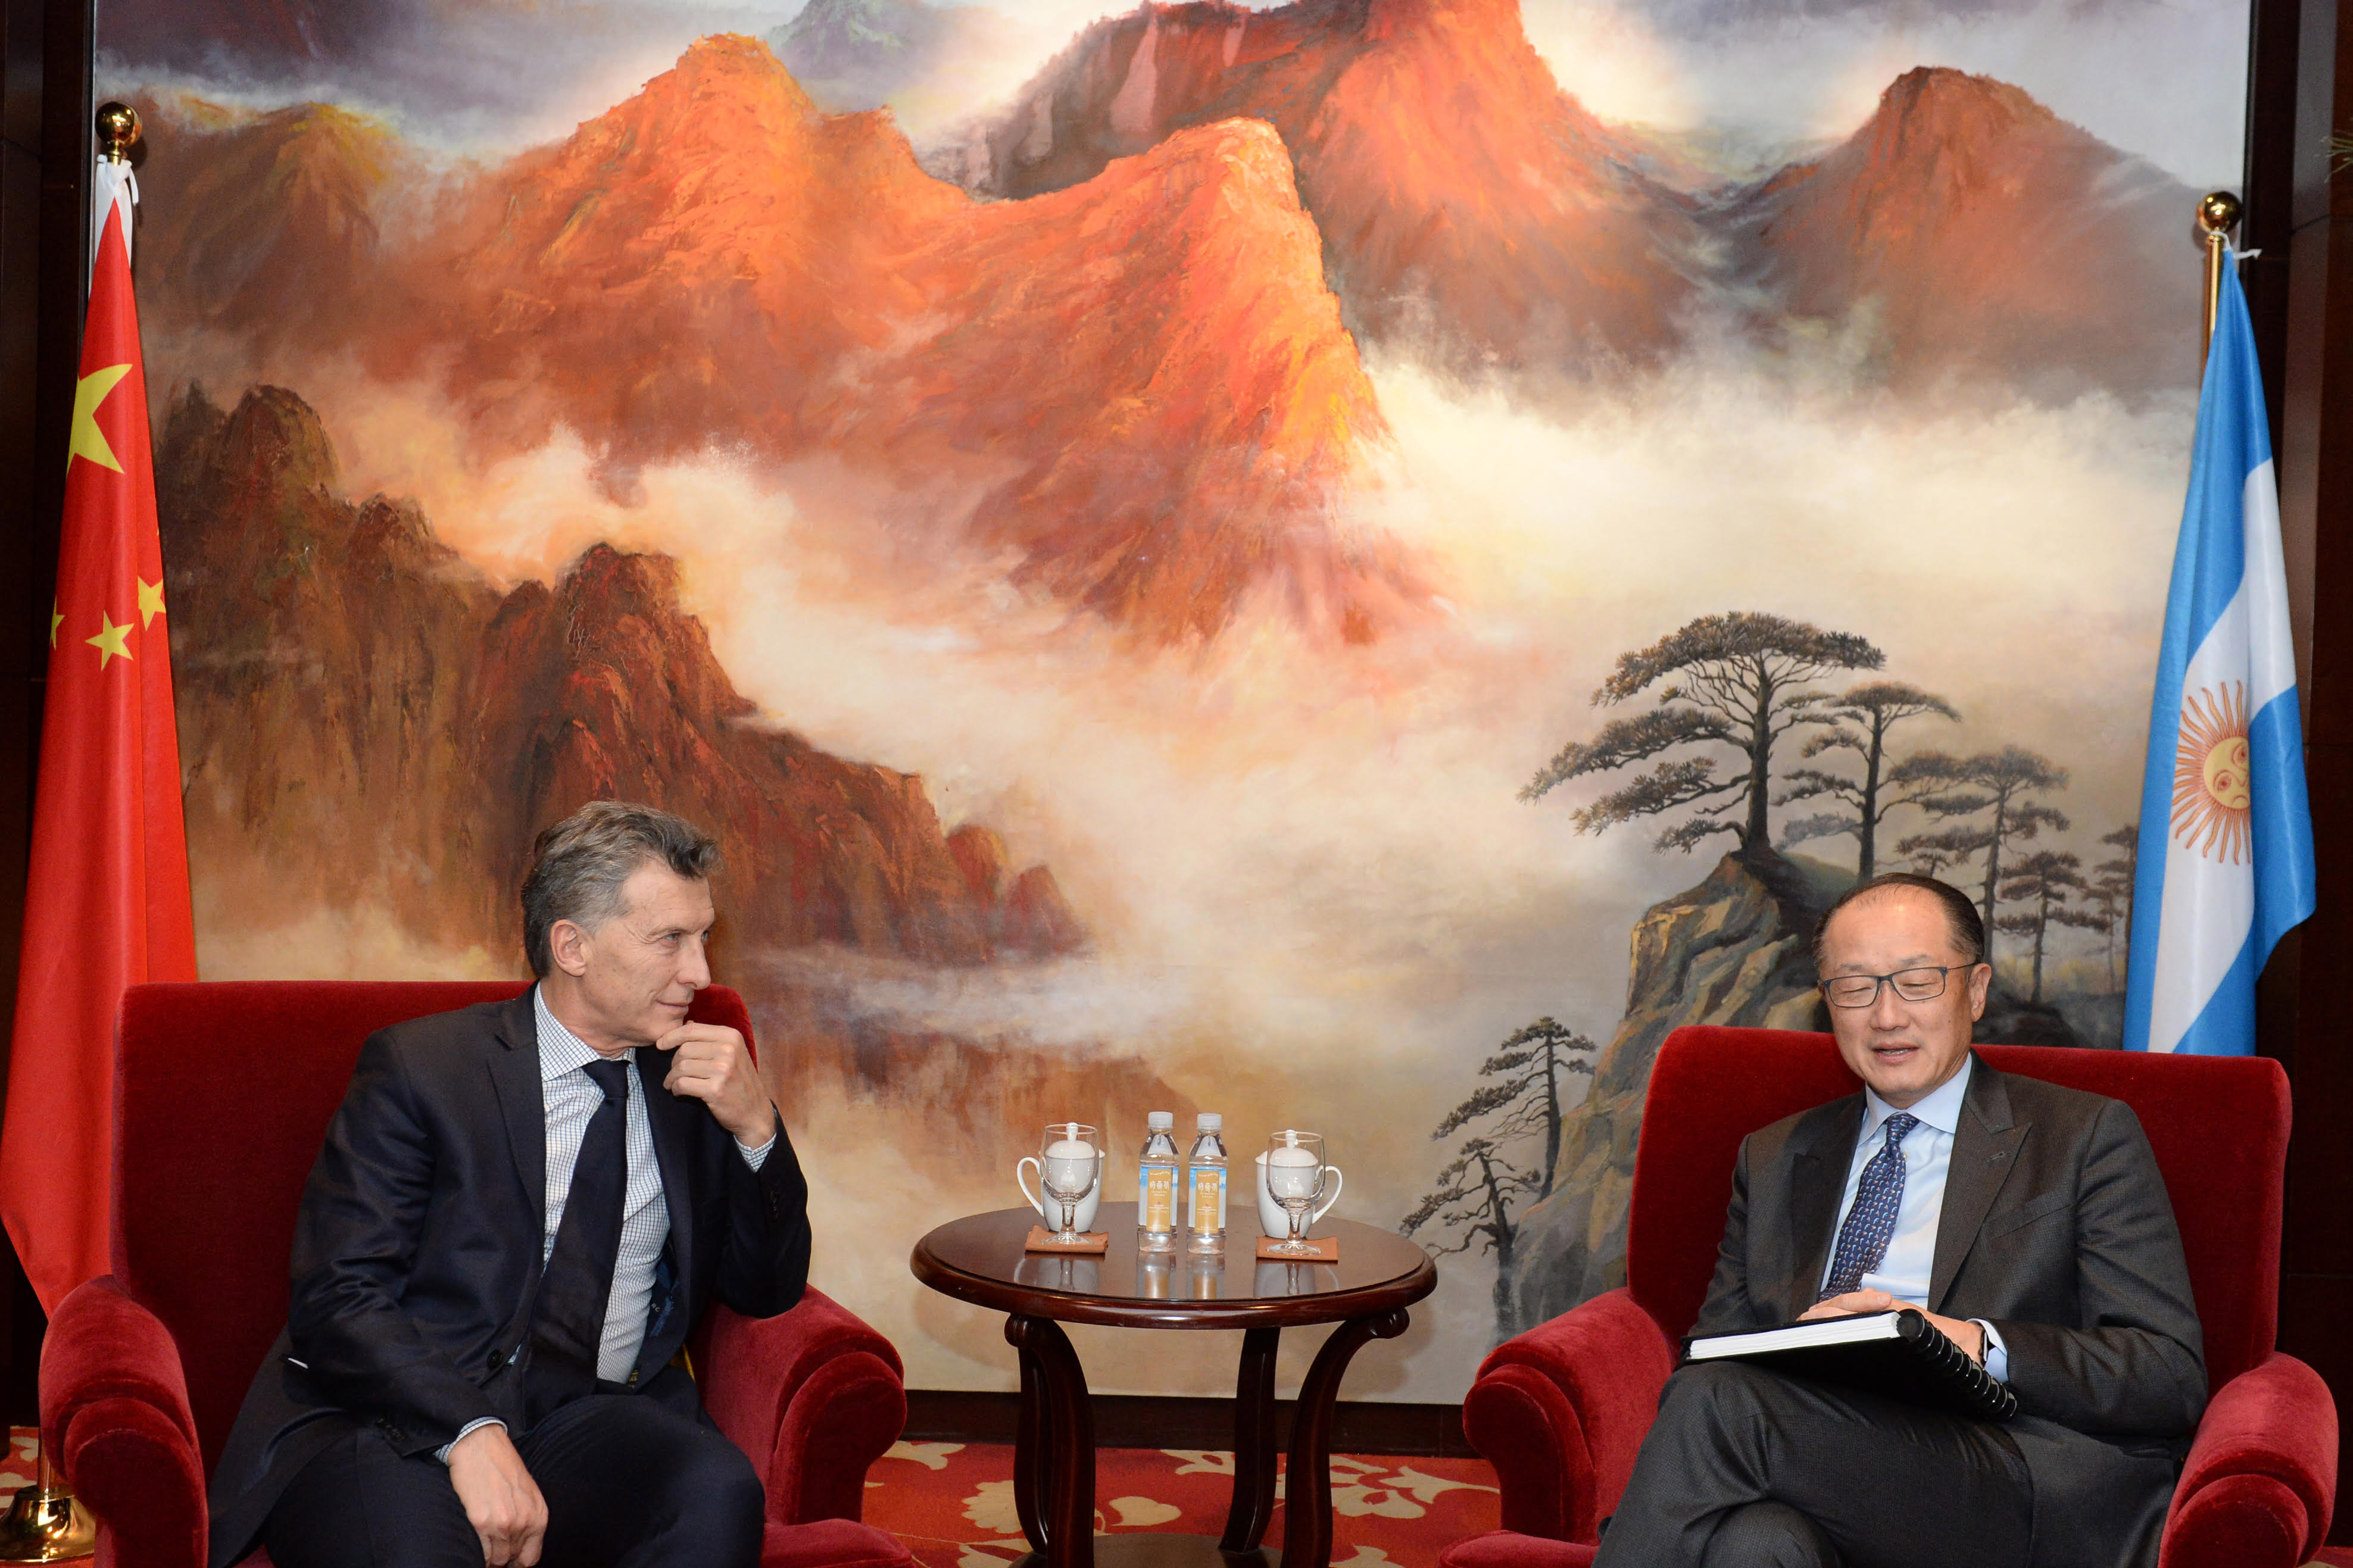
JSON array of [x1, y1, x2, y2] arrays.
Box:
[[862, 1441, 1501, 1568], [6, 1429, 2345, 1564]]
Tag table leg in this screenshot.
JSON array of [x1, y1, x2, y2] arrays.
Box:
[[1220, 1326, 1282, 1551], [1006, 1314, 1097, 1568], [1281, 1308, 1410, 1568], [1012, 1325, 1051, 1553]]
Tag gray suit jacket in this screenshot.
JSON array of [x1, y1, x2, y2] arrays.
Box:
[[1690, 1054, 2206, 1568]]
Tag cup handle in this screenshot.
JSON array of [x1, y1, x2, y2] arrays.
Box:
[[1313, 1166, 1343, 1223], [1018, 1156, 1044, 1217]]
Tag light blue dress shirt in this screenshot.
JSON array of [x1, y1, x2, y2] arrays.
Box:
[[1817, 1054, 2009, 1382]]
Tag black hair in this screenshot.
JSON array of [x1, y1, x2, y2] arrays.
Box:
[[1810, 872, 1986, 973]]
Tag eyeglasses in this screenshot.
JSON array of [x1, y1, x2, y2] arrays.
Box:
[[1820, 966, 1974, 1009]]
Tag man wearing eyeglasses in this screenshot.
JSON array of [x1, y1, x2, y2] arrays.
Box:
[[1593, 872, 2204, 1568]]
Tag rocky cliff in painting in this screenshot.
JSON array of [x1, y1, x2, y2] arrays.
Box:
[[1506, 853, 1833, 1330], [1726, 66, 2199, 399], [160, 382, 1082, 969], [944, 0, 1703, 368], [1505, 848, 2081, 1336]]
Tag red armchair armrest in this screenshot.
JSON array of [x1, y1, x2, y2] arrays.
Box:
[[40, 1276, 208, 1568], [1462, 1287, 1679, 1542], [2159, 1351, 2338, 1568], [697, 1287, 909, 1526], [1437, 1532, 1599, 1568]]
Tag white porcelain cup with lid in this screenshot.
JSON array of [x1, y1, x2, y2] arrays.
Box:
[[1254, 1147, 1343, 1237], [1018, 1148, 1103, 1232]]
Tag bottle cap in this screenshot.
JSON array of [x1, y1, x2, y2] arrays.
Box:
[[1147, 1111, 1174, 1129], [1197, 1113, 1222, 1130]]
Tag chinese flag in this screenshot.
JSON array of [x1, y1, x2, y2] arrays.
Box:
[[1, 164, 198, 1313]]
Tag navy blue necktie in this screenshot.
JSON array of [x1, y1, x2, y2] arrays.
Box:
[[525, 1056, 632, 1426], [1819, 1112, 1920, 1302]]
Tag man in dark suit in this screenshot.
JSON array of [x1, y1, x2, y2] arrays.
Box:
[[208, 801, 813, 1568], [1594, 872, 2205, 1568]]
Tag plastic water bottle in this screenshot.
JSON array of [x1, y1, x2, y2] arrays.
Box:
[[1185, 1113, 1228, 1254], [1138, 1112, 1182, 1254]]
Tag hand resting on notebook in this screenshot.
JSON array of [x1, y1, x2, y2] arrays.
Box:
[[1799, 1286, 1985, 1364]]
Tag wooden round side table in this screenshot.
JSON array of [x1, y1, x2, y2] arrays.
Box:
[[911, 1203, 1439, 1568]]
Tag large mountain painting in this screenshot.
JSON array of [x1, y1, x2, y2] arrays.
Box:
[[100, 0, 2245, 1396]]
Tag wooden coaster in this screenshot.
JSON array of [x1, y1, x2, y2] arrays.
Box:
[[1024, 1226, 1109, 1254], [1256, 1234, 1340, 1261]]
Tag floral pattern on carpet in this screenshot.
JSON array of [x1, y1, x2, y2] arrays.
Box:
[[863, 1441, 1502, 1568], [2, 1429, 33, 1494]]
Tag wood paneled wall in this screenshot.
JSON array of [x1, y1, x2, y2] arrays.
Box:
[[0, 0, 87, 1428], [2268, 0, 2353, 1540]]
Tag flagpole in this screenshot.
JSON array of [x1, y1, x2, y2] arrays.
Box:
[[2197, 190, 2243, 369]]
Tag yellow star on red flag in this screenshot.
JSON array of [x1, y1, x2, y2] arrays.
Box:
[[68, 363, 133, 474], [49, 598, 61, 649], [136, 576, 165, 630], [85, 611, 132, 669]]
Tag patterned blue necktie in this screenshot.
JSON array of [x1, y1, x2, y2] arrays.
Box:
[[1818, 1112, 1920, 1302]]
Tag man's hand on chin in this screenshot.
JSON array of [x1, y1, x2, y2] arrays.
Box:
[[1798, 1288, 1986, 1365], [656, 1021, 776, 1145], [447, 1423, 548, 1566]]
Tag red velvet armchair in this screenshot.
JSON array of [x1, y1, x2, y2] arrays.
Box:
[[1442, 1027, 2338, 1568], [38, 981, 915, 1568]]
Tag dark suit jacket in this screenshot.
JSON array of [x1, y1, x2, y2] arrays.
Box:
[[206, 992, 813, 1567], [1689, 1053, 2206, 1568]]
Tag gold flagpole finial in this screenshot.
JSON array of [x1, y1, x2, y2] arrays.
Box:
[[2196, 190, 2243, 369], [94, 102, 141, 164]]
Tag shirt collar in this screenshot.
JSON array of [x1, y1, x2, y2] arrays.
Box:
[[534, 983, 622, 1082], [1861, 1051, 1972, 1139]]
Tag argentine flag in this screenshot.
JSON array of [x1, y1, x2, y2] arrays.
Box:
[[2123, 249, 2315, 1054]]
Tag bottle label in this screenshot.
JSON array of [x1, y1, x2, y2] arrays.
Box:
[[1141, 1166, 1175, 1232], [1190, 1167, 1225, 1232]]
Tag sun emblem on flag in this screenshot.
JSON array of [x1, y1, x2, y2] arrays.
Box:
[[2171, 682, 2252, 864]]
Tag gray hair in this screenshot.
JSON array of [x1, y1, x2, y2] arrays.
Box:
[[520, 801, 722, 977]]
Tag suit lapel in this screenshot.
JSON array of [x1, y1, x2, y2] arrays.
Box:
[[636, 1046, 698, 1303], [1929, 1054, 2026, 1312], [1786, 1095, 1863, 1322], [488, 993, 547, 1229]]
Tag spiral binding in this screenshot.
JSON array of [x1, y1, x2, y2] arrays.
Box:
[[1896, 1309, 2018, 1421]]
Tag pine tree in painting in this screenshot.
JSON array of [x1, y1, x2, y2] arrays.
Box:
[[1995, 850, 2101, 1002], [1405, 1017, 1599, 1340], [1777, 680, 1961, 877], [1889, 747, 2070, 941], [1522, 613, 1883, 858]]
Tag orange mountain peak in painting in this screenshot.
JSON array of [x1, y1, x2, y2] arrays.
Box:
[[382, 38, 1425, 645], [1728, 65, 2199, 396], [898, 115, 1422, 642], [129, 93, 409, 350], [413, 32, 963, 458], [956, 0, 1702, 369]]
